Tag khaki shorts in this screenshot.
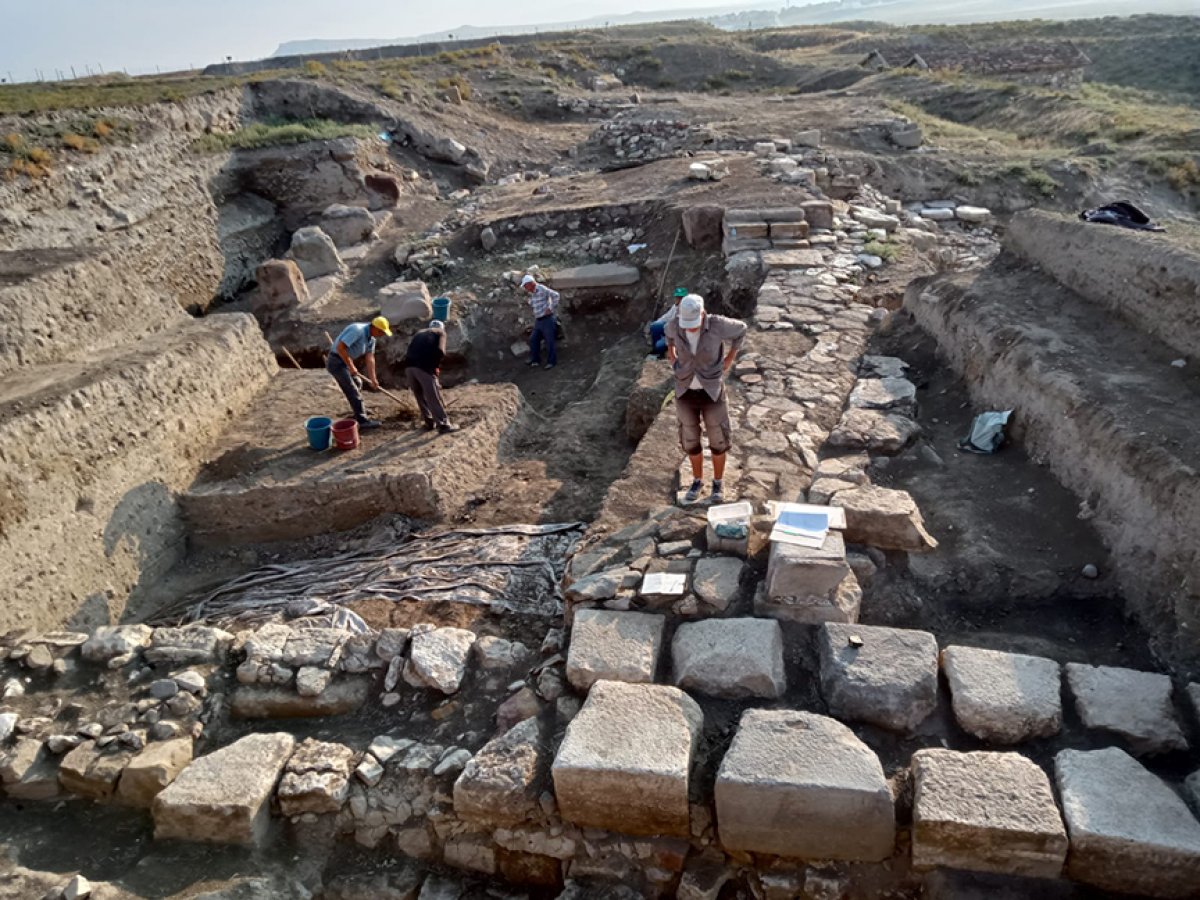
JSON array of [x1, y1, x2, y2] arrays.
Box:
[[675, 388, 731, 456]]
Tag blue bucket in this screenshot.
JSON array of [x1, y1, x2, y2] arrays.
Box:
[[305, 416, 333, 451], [432, 296, 451, 322]]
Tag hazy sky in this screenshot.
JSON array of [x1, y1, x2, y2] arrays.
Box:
[[1, 0, 756, 80]]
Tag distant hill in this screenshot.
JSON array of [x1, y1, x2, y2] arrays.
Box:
[[274, 0, 1199, 56]]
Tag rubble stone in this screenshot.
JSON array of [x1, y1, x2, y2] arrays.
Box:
[[818, 622, 939, 732], [277, 737, 355, 816], [912, 749, 1067, 878], [379, 279, 433, 322], [715, 709, 894, 860], [671, 618, 786, 699], [454, 717, 543, 827], [827, 408, 919, 454], [81, 625, 153, 663], [565, 609, 665, 692], [403, 627, 477, 694], [145, 626, 233, 666], [59, 741, 130, 800], [848, 376, 916, 411], [689, 557, 744, 610], [254, 259, 309, 313], [288, 226, 346, 280], [552, 681, 702, 837], [1056, 747, 1200, 897], [319, 203, 376, 248], [231, 679, 369, 718], [116, 737, 193, 808], [1065, 663, 1188, 754], [153, 733, 296, 845], [942, 646, 1061, 743]]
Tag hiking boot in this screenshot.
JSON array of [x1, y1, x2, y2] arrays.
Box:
[[683, 478, 703, 504], [437, 423, 460, 434], [422, 419, 436, 432], [357, 418, 383, 430], [710, 480, 725, 504]]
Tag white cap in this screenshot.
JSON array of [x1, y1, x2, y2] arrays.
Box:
[[678, 293, 705, 329], [429, 320, 445, 331], [520, 274, 536, 287]]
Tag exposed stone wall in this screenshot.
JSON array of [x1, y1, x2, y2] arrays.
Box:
[[1006, 210, 1200, 360]]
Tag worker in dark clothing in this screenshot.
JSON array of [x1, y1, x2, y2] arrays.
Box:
[[405, 320, 457, 433]]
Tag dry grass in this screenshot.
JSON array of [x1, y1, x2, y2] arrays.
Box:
[[191, 118, 378, 152]]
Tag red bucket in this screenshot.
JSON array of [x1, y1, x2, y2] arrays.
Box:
[[331, 418, 359, 450]]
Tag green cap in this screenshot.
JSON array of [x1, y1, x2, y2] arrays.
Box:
[[673, 287, 688, 298]]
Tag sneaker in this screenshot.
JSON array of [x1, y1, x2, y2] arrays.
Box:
[[527, 359, 541, 367], [436, 423, 460, 434], [422, 419, 435, 432], [357, 418, 383, 430], [710, 480, 724, 504], [544, 363, 556, 370], [683, 478, 703, 504]]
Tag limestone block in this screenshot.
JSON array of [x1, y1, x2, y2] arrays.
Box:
[[942, 646, 1061, 744], [723, 221, 770, 241], [1065, 663, 1187, 755], [254, 259, 309, 313], [794, 130, 822, 148], [755, 574, 861, 625], [565, 609, 665, 692], [766, 530, 849, 599], [955, 206, 992, 224], [145, 626, 233, 666], [760, 249, 824, 269], [552, 681, 702, 837], [58, 742, 131, 801], [153, 733, 295, 845], [545, 263, 639, 289], [403, 627, 477, 694], [832, 485, 938, 552], [715, 709, 894, 860], [277, 737, 355, 816], [231, 678, 369, 718], [378, 279, 433, 322], [1056, 747, 1200, 897], [81, 625, 153, 663], [801, 200, 834, 230], [912, 749, 1067, 878], [365, 172, 403, 209], [851, 207, 900, 232], [818, 622, 938, 732], [690, 557, 744, 610], [288, 226, 346, 280], [921, 208, 956, 222], [453, 717, 543, 827], [768, 221, 809, 240], [827, 408, 918, 454], [319, 203, 376, 248], [116, 737, 194, 808], [848, 376, 916, 411], [671, 618, 786, 699]]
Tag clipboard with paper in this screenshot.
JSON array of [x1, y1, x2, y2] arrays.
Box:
[[766, 502, 847, 548]]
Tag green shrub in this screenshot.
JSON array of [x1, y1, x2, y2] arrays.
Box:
[[863, 240, 899, 261]]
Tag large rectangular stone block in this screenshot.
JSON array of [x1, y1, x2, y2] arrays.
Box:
[[942, 646, 1061, 744], [152, 733, 295, 845], [545, 263, 640, 289], [566, 609, 665, 692], [819, 623, 938, 733], [1065, 662, 1187, 755], [912, 749, 1067, 878], [715, 710, 894, 861], [766, 531, 850, 599], [1056, 747, 1200, 897], [552, 681, 702, 837], [671, 618, 786, 700]]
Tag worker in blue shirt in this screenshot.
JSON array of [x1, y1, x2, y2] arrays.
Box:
[[521, 274, 560, 370], [327, 316, 391, 429]]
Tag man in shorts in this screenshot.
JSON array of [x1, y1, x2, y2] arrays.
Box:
[[665, 294, 747, 504]]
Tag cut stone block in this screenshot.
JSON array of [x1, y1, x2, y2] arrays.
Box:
[[690, 556, 744, 610], [715, 709, 894, 860], [152, 733, 295, 845], [827, 408, 919, 454], [277, 737, 355, 816], [671, 618, 786, 700], [565, 609, 665, 692], [766, 530, 849, 599], [378, 279, 433, 322], [832, 485, 938, 552], [942, 646, 1061, 744], [552, 681, 702, 837], [818, 623, 938, 733], [454, 717, 543, 827], [59, 742, 130, 801], [912, 749, 1067, 878], [801, 200, 833, 230], [254, 259, 310, 314], [755, 574, 862, 625], [1056, 747, 1200, 897], [545, 263, 639, 289], [319, 203, 376, 248], [1065, 663, 1188, 755], [760, 249, 824, 269], [116, 738, 194, 808], [848, 377, 916, 411], [230, 678, 369, 718]]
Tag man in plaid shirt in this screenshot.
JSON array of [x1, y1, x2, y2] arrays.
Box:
[[521, 274, 560, 370]]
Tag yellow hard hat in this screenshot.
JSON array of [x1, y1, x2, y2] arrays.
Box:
[[371, 316, 393, 337]]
